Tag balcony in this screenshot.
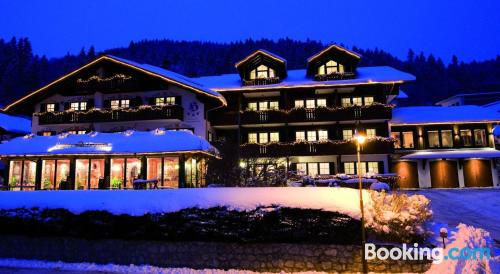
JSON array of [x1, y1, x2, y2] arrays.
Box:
[[210, 104, 393, 126], [243, 77, 281, 86], [314, 72, 356, 81], [37, 105, 183, 125], [240, 138, 395, 158]]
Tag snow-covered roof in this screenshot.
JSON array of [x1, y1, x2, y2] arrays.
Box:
[[400, 148, 500, 159], [0, 130, 216, 157], [484, 100, 500, 112], [105, 55, 226, 104], [391, 106, 500, 125], [435, 91, 500, 105], [235, 49, 287, 68], [194, 66, 415, 91], [306, 44, 362, 61], [397, 89, 409, 99], [0, 113, 31, 134]]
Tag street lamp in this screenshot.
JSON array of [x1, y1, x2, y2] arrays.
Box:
[[354, 132, 368, 273]]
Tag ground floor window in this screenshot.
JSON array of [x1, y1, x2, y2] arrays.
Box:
[[41, 160, 55, 189], [296, 162, 332, 176], [343, 161, 381, 175], [125, 158, 141, 188], [184, 157, 206, 187], [147, 157, 179, 188], [56, 160, 70, 190], [110, 158, 125, 188], [111, 158, 141, 189], [8, 160, 36, 191]]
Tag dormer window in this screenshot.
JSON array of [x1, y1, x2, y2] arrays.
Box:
[[250, 65, 275, 79], [318, 60, 344, 75]]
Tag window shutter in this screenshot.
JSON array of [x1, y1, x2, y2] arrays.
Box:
[[378, 161, 384, 174], [63, 102, 70, 110], [175, 96, 182, 106], [39, 103, 46, 112], [54, 103, 60, 112], [133, 96, 143, 107], [87, 99, 95, 109], [103, 100, 111, 109], [36, 131, 43, 136], [329, 162, 335, 175], [148, 97, 156, 105], [290, 163, 297, 171]]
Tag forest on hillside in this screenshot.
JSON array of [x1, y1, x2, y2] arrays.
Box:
[[0, 37, 499, 106]]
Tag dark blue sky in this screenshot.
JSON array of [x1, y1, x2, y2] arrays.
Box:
[[1, 0, 499, 63]]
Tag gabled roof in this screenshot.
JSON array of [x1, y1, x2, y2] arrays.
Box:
[[307, 44, 361, 63], [3, 55, 226, 112], [0, 130, 217, 157], [235, 49, 287, 69], [194, 66, 415, 91], [391, 105, 500, 125], [0, 112, 31, 134]]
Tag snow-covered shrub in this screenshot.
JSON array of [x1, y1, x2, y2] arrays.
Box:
[[427, 224, 498, 274], [365, 191, 433, 242]]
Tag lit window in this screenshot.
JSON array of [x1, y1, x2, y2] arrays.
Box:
[[428, 131, 440, 148], [326, 60, 338, 74], [366, 129, 376, 138], [307, 131, 317, 141], [294, 100, 304, 108], [391, 132, 401, 148], [306, 99, 316, 109], [248, 133, 257, 143], [251, 65, 275, 79], [359, 163, 367, 175], [341, 98, 351, 107], [155, 97, 165, 106], [319, 163, 330, 175], [364, 97, 374, 105], [318, 130, 328, 141], [248, 102, 258, 110], [307, 163, 318, 176], [352, 97, 362, 106], [296, 163, 307, 176], [42, 131, 53, 136], [402, 132, 414, 148], [343, 129, 353, 141], [339, 63, 344, 73], [166, 97, 176, 105], [316, 99, 327, 107], [460, 129, 472, 147], [441, 130, 453, 148], [258, 132, 268, 144], [270, 132, 279, 142], [344, 162, 355, 174], [70, 102, 80, 111], [367, 162, 379, 174], [269, 101, 279, 110], [474, 129, 487, 146], [46, 103, 55, 112], [120, 100, 129, 108], [77, 130, 86, 135], [259, 101, 268, 111], [295, 131, 305, 141], [68, 130, 77, 134], [110, 100, 120, 109]]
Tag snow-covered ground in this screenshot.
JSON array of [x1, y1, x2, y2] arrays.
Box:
[[406, 188, 500, 241], [0, 258, 325, 274], [0, 188, 368, 219]]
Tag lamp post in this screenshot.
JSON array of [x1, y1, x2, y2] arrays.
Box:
[[355, 132, 368, 274]]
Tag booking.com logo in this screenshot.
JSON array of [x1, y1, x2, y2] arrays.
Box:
[[365, 243, 491, 264]]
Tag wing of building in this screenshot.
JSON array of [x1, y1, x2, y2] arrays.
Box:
[[1, 45, 499, 190]]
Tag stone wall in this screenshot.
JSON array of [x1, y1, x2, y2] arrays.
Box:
[[0, 235, 431, 273]]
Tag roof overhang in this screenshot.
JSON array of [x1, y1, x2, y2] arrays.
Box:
[[400, 149, 500, 159]]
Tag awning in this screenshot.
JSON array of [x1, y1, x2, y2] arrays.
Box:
[[400, 148, 500, 160], [0, 129, 217, 157]]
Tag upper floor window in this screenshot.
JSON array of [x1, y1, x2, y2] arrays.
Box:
[[41, 131, 53, 136], [249, 132, 279, 144], [70, 101, 87, 111], [155, 96, 176, 106], [341, 96, 374, 107], [111, 99, 130, 109], [366, 129, 376, 138], [248, 100, 279, 111], [392, 131, 414, 149], [295, 131, 306, 141], [295, 130, 329, 141], [342, 129, 354, 141], [427, 129, 453, 148], [474, 129, 487, 146], [46, 103, 55, 112], [318, 60, 344, 75], [68, 130, 86, 135], [295, 98, 327, 108], [460, 129, 487, 147], [250, 65, 275, 79]]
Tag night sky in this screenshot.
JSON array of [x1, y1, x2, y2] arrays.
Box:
[[1, 0, 499, 62]]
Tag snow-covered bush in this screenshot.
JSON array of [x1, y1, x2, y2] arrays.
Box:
[[366, 191, 433, 242]]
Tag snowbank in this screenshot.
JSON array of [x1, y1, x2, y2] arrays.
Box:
[[0, 258, 323, 274], [0, 188, 369, 220]]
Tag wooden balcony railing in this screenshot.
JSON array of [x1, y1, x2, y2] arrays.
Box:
[[243, 77, 281, 86], [240, 138, 395, 158], [314, 72, 356, 81], [210, 104, 393, 126], [36, 105, 183, 125]]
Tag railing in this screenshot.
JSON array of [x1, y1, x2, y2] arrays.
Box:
[[210, 104, 393, 126], [243, 77, 281, 86], [314, 72, 356, 81], [37, 105, 183, 125], [240, 138, 394, 158]]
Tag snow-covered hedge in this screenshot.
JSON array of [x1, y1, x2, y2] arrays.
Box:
[[365, 191, 433, 242]]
